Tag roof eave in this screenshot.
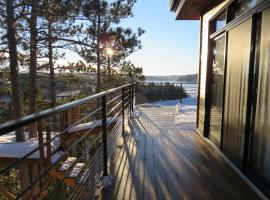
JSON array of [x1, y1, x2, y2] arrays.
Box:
[[170, 0, 225, 20]]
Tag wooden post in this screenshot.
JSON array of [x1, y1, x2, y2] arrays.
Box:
[[71, 106, 79, 125], [37, 121, 45, 165], [101, 95, 108, 177], [60, 110, 68, 150], [46, 126, 52, 167]]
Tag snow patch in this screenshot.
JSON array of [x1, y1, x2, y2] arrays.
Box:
[[0, 131, 60, 159], [139, 104, 162, 108], [68, 117, 119, 133], [175, 100, 197, 125]]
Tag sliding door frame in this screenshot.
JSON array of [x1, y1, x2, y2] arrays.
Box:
[[204, 0, 270, 197]]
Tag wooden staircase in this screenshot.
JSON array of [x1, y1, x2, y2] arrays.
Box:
[[49, 157, 86, 188]]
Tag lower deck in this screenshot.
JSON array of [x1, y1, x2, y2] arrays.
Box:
[[102, 102, 262, 200]]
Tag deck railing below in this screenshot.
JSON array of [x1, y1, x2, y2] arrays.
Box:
[[0, 83, 137, 200]]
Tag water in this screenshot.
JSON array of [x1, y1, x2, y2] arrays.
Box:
[[144, 81, 198, 98]]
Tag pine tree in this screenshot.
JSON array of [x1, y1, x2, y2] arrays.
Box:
[[79, 0, 144, 92], [38, 0, 81, 107], [1, 1, 31, 198], [3, 0, 24, 140]]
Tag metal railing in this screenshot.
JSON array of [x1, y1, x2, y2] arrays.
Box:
[[0, 83, 137, 200]]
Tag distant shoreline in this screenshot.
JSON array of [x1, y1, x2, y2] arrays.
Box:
[[145, 74, 197, 83]]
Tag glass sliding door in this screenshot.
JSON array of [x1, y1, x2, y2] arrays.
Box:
[[250, 7, 270, 195], [209, 35, 226, 146], [222, 19, 252, 166]]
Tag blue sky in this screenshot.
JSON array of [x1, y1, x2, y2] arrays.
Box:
[[122, 0, 200, 76]]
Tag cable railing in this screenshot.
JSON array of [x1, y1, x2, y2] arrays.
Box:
[[0, 83, 137, 200]]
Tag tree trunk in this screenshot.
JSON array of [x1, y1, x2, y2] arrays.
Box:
[[29, 0, 38, 138], [6, 0, 23, 141], [48, 20, 58, 132], [48, 21, 56, 107], [96, 0, 101, 93], [6, 1, 30, 199]]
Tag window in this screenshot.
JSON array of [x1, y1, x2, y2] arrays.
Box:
[[213, 12, 227, 32], [222, 19, 253, 166]]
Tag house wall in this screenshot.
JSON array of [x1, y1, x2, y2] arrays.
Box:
[[196, 1, 270, 197], [197, 0, 229, 134]]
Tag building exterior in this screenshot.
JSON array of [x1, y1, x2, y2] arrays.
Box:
[[171, 0, 270, 197]]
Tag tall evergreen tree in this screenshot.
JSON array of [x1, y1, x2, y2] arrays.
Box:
[[79, 0, 144, 92], [38, 0, 80, 107], [1, 1, 31, 198]]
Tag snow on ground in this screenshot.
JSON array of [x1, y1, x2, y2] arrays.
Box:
[[0, 117, 121, 159], [143, 97, 197, 125], [150, 97, 197, 107]]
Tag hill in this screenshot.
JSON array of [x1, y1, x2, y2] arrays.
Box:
[[145, 74, 198, 83], [145, 75, 184, 82], [177, 74, 197, 83]]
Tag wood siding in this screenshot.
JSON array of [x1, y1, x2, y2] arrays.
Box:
[[198, 1, 229, 134]]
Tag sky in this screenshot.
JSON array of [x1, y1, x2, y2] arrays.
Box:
[[121, 0, 200, 76]]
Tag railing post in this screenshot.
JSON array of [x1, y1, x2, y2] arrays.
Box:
[[101, 95, 108, 177], [122, 87, 125, 135], [180, 83, 183, 103], [131, 83, 134, 112], [135, 82, 137, 106], [129, 84, 132, 116]]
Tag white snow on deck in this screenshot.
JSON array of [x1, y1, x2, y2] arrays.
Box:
[[140, 97, 197, 125]]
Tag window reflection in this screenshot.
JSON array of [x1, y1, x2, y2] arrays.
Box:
[[234, 0, 263, 17], [209, 35, 225, 146], [223, 19, 252, 166], [251, 8, 270, 195], [214, 12, 227, 32]]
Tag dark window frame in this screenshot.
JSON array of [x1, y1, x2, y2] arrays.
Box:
[[210, 0, 270, 39]]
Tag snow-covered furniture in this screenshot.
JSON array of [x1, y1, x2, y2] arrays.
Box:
[[0, 131, 61, 166], [63, 117, 120, 146]]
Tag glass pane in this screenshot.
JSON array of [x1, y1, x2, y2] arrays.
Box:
[[235, 0, 263, 18], [214, 12, 227, 32], [223, 19, 252, 166], [209, 35, 225, 146], [250, 7, 270, 194]]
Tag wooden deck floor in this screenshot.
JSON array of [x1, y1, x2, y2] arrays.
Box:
[[102, 105, 262, 200]]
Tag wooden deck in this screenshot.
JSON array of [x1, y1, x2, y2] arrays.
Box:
[[102, 104, 262, 200]]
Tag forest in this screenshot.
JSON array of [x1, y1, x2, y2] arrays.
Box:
[[137, 82, 187, 104], [0, 0, 145, 124]]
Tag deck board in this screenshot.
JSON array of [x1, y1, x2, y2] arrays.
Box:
[[103, 105, 262, 200]]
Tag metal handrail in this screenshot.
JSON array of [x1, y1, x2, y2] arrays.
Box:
[[0, 82, 137, 200], [0, 84, 131, 135]]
